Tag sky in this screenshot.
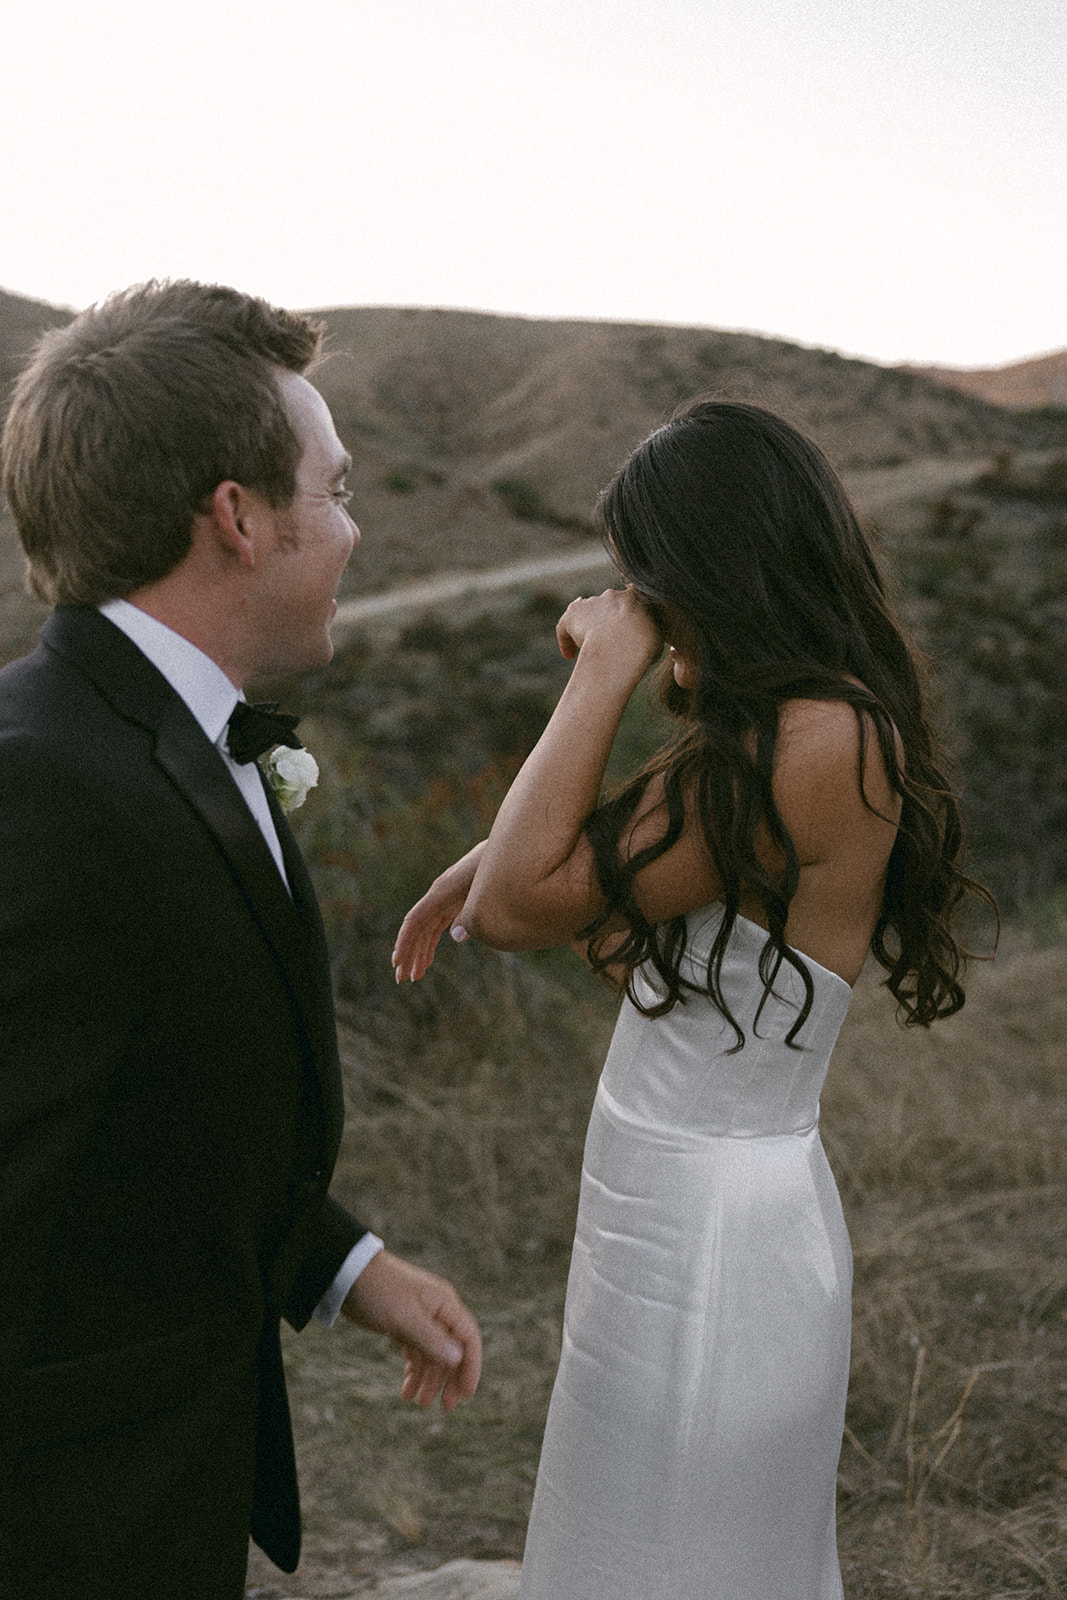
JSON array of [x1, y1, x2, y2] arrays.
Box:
[[2, 0, 1064, 368]]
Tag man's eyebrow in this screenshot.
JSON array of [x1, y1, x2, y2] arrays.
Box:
[[337, 452, 352, 477]]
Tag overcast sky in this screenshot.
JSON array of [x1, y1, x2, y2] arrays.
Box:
[[2, 0, 1064, 367]]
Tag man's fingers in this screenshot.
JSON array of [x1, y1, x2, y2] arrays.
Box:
[[403, 1297, 482, 1405], [401, 1348, 471, 1410], [342, 1251, 482, 1407]]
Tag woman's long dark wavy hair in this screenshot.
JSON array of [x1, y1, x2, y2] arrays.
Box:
[[580, 398, 992, 1044]]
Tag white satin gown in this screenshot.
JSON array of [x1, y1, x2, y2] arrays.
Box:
[[519, 908, 854, 1600]]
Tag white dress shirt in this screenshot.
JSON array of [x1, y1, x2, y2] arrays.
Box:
[[98, 599, 382, 1325]]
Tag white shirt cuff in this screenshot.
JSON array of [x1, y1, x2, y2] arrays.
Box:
[[311, 1232, 385, 1328]]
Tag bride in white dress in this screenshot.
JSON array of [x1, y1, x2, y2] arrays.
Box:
[[393, 401, 986, 1599]]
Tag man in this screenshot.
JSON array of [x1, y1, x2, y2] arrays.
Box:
[[0, 280, 481, 1599]]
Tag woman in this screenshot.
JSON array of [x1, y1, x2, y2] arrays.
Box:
[[392, 401, 986, 1599]]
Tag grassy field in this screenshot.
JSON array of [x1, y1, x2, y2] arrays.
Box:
[[246, 899, 1067, 1598]]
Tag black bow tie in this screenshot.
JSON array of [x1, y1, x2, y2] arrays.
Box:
[[226, 700, 303, 764]]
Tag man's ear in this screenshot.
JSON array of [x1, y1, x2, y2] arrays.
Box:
[[202, 480, 263, 569]]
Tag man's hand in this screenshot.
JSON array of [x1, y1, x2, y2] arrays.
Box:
[[340, 1250, 482, 1411]]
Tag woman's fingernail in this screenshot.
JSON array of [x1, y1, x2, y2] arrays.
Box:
[[442, 1340, 463, 1365], [450, 924, 468, 943]]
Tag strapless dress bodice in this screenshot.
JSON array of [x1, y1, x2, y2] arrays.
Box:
[[601, 906, 853, 1141]]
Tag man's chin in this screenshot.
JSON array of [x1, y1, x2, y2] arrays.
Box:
[[256, 636, 334, 679], [303, 633, 336, 670]]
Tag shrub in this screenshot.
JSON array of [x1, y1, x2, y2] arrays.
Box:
[[900, 495, 1067, 910]]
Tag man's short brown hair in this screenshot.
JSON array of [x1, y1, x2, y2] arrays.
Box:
[[1, 280, 325, 606]]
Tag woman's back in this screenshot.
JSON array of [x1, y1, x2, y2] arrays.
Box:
[[738, 693, 901, 986]]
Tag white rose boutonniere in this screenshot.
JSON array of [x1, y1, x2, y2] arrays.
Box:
[[266, 746, 320, 813]]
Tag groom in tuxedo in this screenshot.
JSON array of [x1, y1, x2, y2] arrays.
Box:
[[0, 280, 481, 1599]]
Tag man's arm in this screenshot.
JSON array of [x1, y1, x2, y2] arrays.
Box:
[[311, 1231, 385, 1327], [284, 1201, 482, 1410]]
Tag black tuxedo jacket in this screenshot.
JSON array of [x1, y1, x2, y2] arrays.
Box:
[[0, 608, 365, 1596]]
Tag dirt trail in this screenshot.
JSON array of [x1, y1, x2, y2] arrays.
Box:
[[332, 545, 616, 635]]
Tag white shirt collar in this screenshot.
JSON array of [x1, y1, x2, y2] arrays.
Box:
[[98, 597, 240, 747]]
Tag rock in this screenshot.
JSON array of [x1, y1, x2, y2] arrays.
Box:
[[368, 1558, 522, 1599]]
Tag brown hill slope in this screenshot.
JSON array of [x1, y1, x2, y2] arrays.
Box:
[[0, 291, 77, 657], [314, 306, 1054, 486], [2, 291, 1066, 629], [309, 307, 1067, 592], [906, 348, 1067, 410], [0, 287, 73, 401]]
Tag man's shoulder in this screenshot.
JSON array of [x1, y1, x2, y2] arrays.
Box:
[[0, 647, 186, 898], [0, 634, 77, 744], [0, 618, 166, 810], [0, 629, 111, 741], [0, 607, 179, 733]]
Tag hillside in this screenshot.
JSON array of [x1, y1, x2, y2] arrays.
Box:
[[2, 290, 1066, 636], [0, 286, 72, 381], [908, 348, 1067, 410], [308, 306, 1067, 595]]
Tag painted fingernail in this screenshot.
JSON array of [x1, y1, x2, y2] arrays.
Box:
[[450, 924, 468, 943]]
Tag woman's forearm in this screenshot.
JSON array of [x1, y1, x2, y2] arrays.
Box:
[[461, 594, 660, 948]]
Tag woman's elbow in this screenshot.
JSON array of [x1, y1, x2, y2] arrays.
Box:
[[461, 888, 568, 952]]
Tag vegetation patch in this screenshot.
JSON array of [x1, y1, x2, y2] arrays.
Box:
[[490, 476, 591, 533]]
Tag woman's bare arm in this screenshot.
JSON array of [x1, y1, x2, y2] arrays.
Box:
[[458, 589, 664, 950], [393, 589, 726, 973]]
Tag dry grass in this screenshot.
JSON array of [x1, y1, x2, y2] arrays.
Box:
[[828, 936, 1067, 1596], [244, 924, 1067, 1598]]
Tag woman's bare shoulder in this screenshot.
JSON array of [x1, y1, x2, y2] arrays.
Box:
[[775, 694, 869, 759], [772, 696, 901, 866]]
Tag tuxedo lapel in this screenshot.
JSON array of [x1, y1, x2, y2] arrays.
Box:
[[260, 772, 345, 1124], [42, 609, 334, 1066], [151, 697, 311, 958], [261, 771, 322, 930]]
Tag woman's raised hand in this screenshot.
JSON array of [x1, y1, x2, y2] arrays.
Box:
[[556, 586, 664, 676], [392, 592, 662, 972], [392, 841, 486, 982]]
